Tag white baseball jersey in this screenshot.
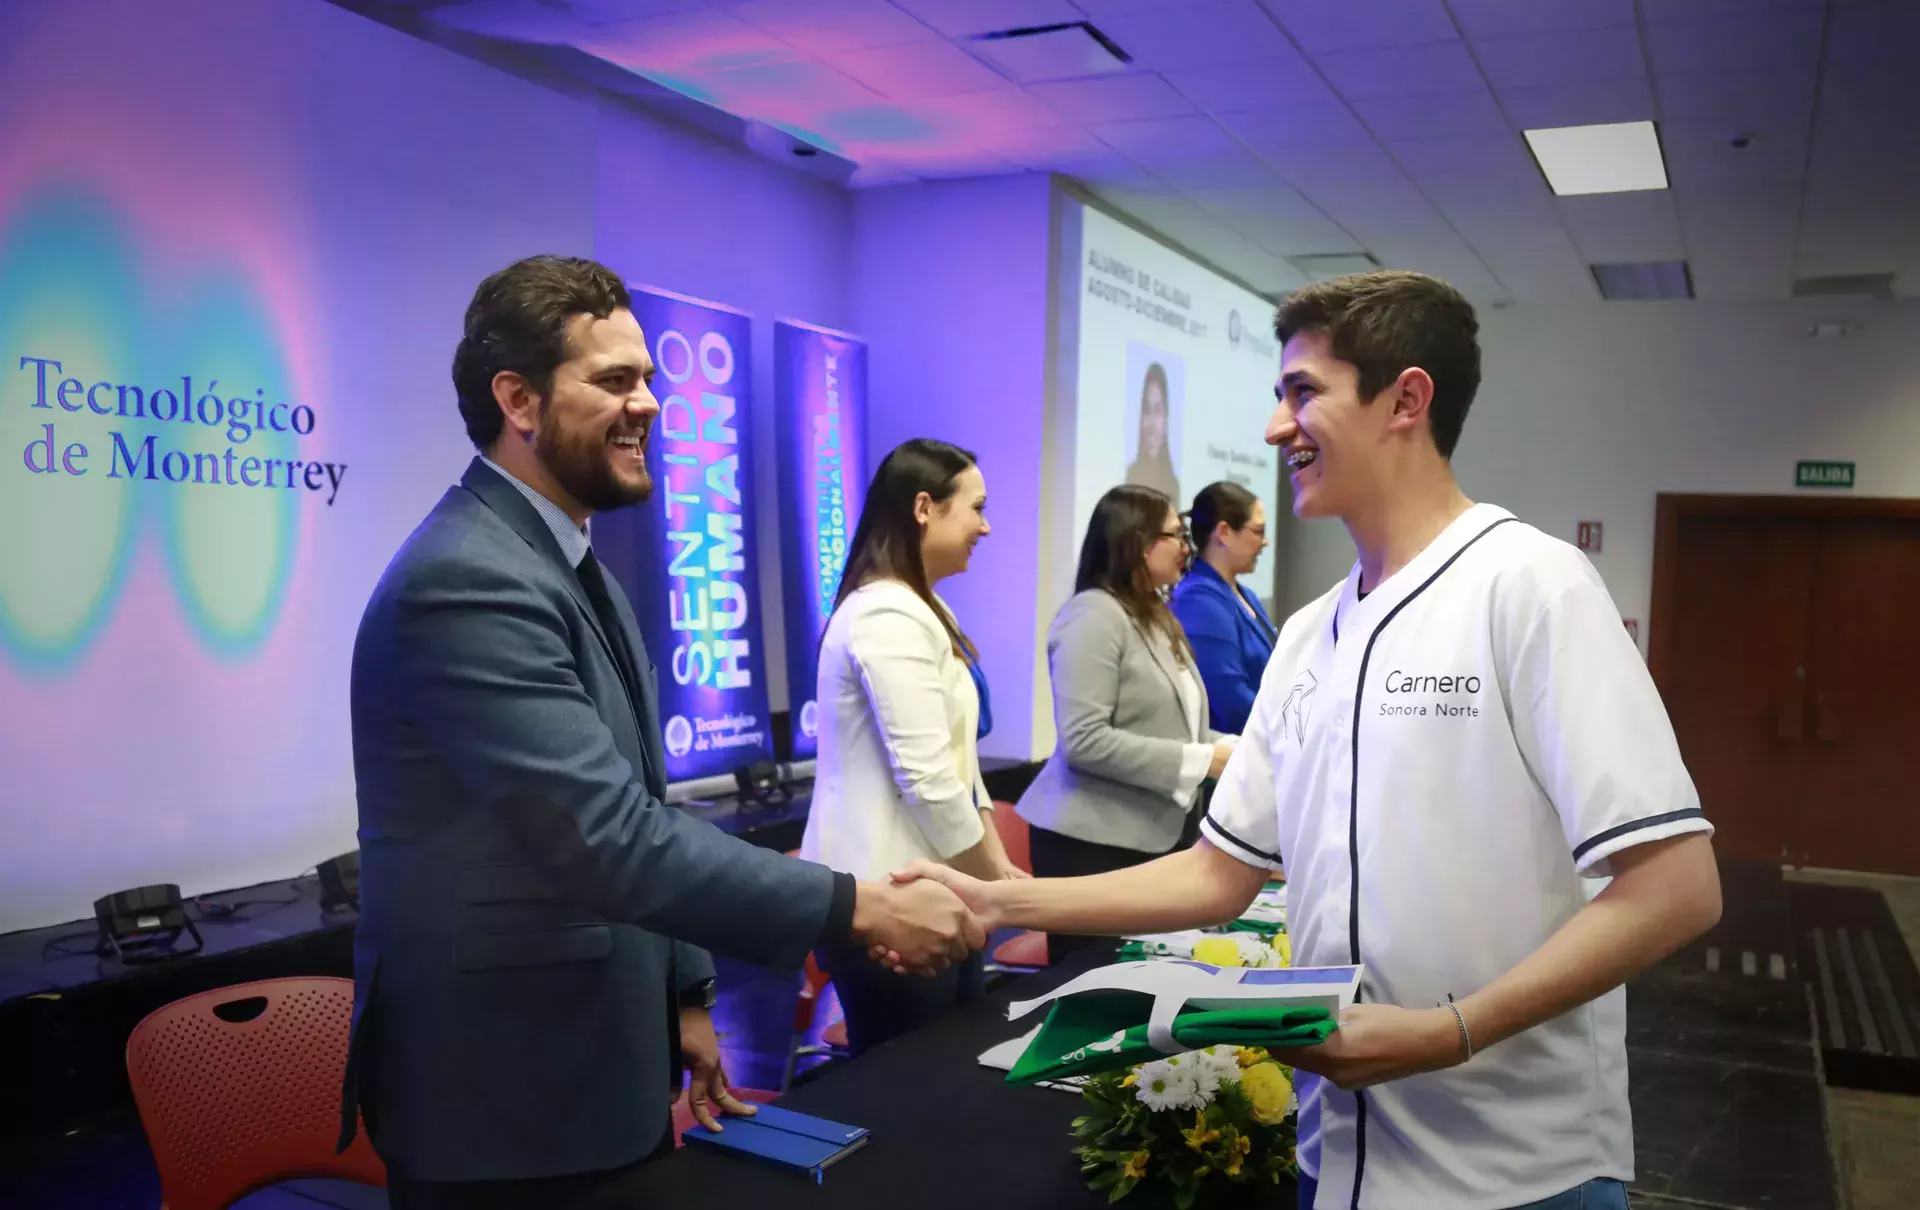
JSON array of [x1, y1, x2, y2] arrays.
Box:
[[1201, 503, 1711, 1210]]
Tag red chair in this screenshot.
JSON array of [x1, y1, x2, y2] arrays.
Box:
[[781, 850, 850, 1090], [670, 1086, 782, 1147], [125, 976, 386, 1210], [987, 803, 1051, 971], [783, 948, 850, 1091]]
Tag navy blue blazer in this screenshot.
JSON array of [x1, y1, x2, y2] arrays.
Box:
[[1169, 559, 1277, 735], [339, 459, 845, 1182]]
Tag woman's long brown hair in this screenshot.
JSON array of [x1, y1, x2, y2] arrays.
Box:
[[831, 438, 980, 662], [1074, 483, 1194, 666]]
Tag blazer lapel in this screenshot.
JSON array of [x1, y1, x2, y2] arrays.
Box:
[[605, 575, 666, 796], [462, 460, 655, 780], [1135, 617, 1198, 739]]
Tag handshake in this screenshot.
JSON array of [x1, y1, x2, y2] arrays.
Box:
[[849, 862, 1011, 976]]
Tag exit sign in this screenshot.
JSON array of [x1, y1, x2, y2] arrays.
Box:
[[1796, 460, 1855, 489]]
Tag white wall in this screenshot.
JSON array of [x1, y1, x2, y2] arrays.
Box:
[[851, 173, 1056, 760], [1271, 300, 1920, 642]]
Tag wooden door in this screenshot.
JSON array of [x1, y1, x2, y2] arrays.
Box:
[[1662, 513, 1817, 863], [1798, 517, 1920, 875]]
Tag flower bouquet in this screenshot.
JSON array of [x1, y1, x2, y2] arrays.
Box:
[[1071, 1044, 1298, 1208]]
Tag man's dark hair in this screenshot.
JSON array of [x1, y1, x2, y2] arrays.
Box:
[[452, 255, 632, 449], [1273, 270, 1481, 459]]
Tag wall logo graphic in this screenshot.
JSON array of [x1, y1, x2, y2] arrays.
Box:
[[664, 714, 695, 759], [0, 184, 342, 673]]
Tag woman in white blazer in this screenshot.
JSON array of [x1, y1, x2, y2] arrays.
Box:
[[1017, 484, 1236, 962], [799, 438, 1022, 1054]]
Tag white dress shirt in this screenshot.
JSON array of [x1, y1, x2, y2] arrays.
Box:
[[799, 580, 989, 881]]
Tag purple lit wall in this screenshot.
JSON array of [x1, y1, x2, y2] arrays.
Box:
[[852, 175, 1057, 762], [0, 0, 594, 933], [592, 105, 856, 715]]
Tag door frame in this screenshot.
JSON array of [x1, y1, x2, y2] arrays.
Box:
[[1648, 493, 1920, 697]]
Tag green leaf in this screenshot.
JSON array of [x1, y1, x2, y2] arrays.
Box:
[[1173, 1185, 1198, 1210], [1108, 1177, 1138, 1203]]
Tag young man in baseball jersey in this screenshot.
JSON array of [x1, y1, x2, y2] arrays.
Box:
[[892, 271, 1721, 1210]]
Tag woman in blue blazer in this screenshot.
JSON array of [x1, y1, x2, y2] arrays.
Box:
[[1169, 481, 1277, 734]]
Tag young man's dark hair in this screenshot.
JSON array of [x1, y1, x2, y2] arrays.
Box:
[[451, 255, 632, 448], [1273, 270, 1482, 458]]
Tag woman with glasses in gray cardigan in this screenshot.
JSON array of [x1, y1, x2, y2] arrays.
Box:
[[1016, 484, 1237, 962]]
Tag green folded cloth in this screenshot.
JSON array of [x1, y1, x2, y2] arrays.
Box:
[[1007, 994, 1336, 1085]]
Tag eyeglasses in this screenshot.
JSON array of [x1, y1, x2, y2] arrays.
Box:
[[1156, 529, 1191, 546]]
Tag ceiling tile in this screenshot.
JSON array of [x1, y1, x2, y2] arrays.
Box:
[[1471, 25, 1645, 91], [1661, 118, 1808, 192], [1269, 138, 1407, 186], [1644, 10, 1825, 78], [1676, 190, 1797, 299], [1363, 234, 1507, 299], [700, 57, 883, 115], [1098, 0, 1301, 71], [1556, 191, 1686, 262], [1639, 0, 1823, 20], [582, 9, 793, 73], [1468, 231, 1596, 302], [1826, 4, 1920, 64], [825, 39, 1008, 99], [914, 86, 1065, 134], [1027, 73, 1197, 123], [1795, 185, 1915, 280], [1318, 41, 1484, 102], [1215, 101, 1375, 153], [1388, 132, 1540, 188], [886, 0, 1085, 38], [1292, 172, 1443, 243], [727, 0, 934, 54], [1445, 0, 1634, 40], [1148, 148, 1295, 190], [1495, 76, 1654, 129], [567, 0, 714, 22], [1071, 0, 1196, 18], [1261, 0, 1460, 54], [1352, 89, 1509, 141], [1655, 67, 1818, 126], [1426, 175, 1565, 243], [989, 123, 1114, 167], [1090, 113, 1243, 158], [1186, 184, 1362, 255], [1162, 57, 1337, 113]]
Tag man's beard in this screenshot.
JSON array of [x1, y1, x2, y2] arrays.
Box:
[[535, 408, 651, 513]]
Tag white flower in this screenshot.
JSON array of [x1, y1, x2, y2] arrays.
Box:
[[1134, 1060, 1201, 1112], [1194, 1046, 1244, 1089]]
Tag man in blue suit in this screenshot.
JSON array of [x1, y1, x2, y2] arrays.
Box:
[[340, 256, 981, 1208], [1170, 481, 1278, 734]]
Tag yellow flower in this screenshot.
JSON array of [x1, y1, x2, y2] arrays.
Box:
[[1236, 1046, 1270, 1068], [1224, 1131, 1251, 1176], [1121, 1071, 1139, 1088], [1184, 1109, 1221, 1151], [1240, 1062, 1294, 1125], [1192, 937, 1245, 967], [1272, 932, 1292, 966], [1124, 1150, 1150, 1181]]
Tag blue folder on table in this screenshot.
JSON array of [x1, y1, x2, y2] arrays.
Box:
[[681, 1104, 870, 1183]]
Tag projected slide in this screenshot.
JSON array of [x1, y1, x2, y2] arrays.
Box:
[[1072, 206, 1279, 546]]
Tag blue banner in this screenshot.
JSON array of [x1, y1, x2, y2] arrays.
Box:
[[595, 285, 772, 782], [773, 319, 868, 761]]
